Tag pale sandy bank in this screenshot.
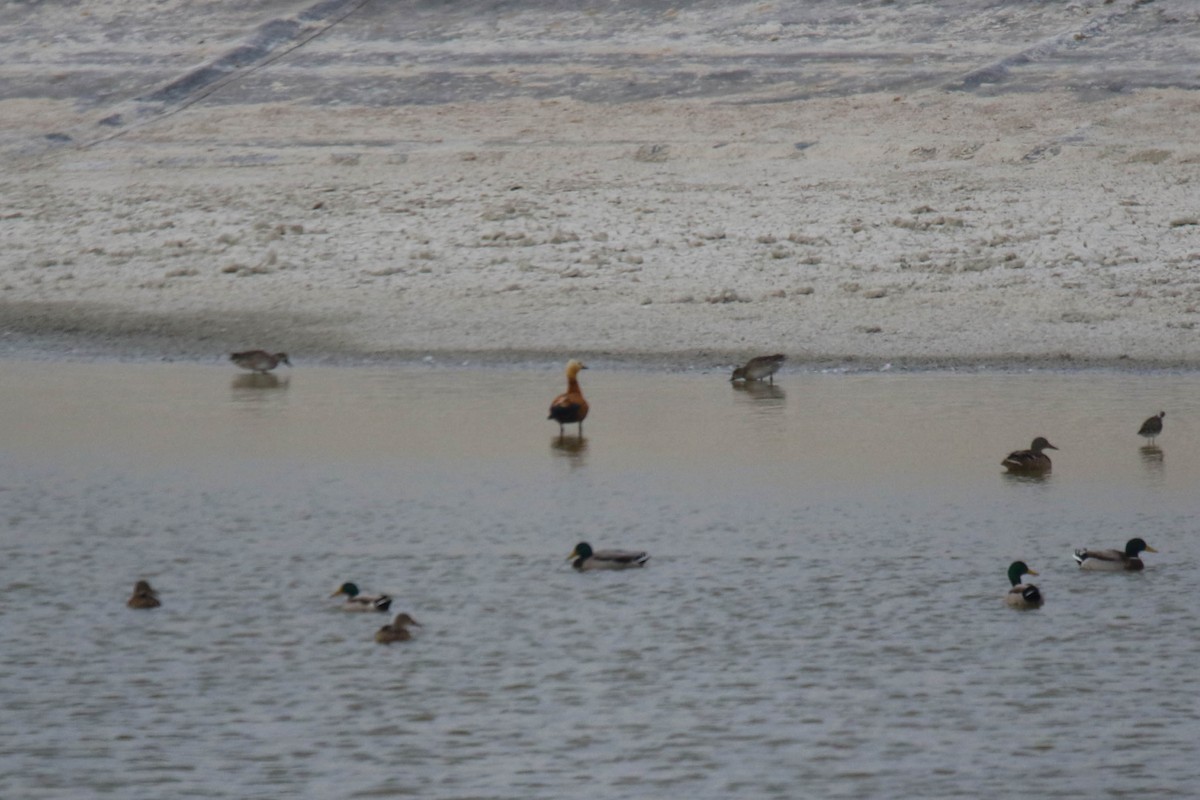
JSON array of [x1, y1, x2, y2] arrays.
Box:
[[2, 0, 1198, 369]]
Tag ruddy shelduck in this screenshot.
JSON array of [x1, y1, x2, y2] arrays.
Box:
[[548, 359, 589, 436]]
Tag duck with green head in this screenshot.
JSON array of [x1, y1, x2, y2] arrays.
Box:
[[330, 582, 392, 611], [1073, 537, 1157, 571], [1005, 561, 1043, 609], [568, 541, 649, 571]]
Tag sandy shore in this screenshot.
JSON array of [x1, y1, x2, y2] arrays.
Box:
[[2, 0, 1199, 369]]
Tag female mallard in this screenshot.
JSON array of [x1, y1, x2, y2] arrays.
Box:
[[1138, 411, 1165, 444], [1073, 537, 1157, 571], [731, 354, 785, 384], [1001, 437, 1058, 474], [568, 541, 649, 571], [548, 359, 589, 437], [127, 580, 161, 609], [230, 350, 291, 374], [330, 582, 392, 612], [375, 613, 421, 644], [1004, 561, 1043, 609]]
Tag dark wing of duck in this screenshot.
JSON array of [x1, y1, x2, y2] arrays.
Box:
[[1072, 548, 1122, 565], [348, 594, 392, 611], [549, 394, 585, 424], [592, 549, 649, 567], [1002, 449, 1044, 470]]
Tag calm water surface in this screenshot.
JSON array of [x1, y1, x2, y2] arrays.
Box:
[[2, 361, 1199, 799]]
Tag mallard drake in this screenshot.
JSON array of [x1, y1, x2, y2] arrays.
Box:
[[1138, 411, 1165, 444], [1004, 561, 1043, 609], [375, 613, 421, 644], [1073, 537, 1157, 571], [731, 354, 785, 384], [230, 350, 291, 373], [1001, 437, 1058, 473], [548, 359, 589, 437], [330, 582, 392, 611], [568, 541, 649, 571], [127, 580, 161, 609]]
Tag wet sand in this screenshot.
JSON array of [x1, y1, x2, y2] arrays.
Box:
[[2, 0, 1199, 369]]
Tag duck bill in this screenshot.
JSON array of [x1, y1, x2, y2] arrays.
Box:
[[1025, 568, 1039, 576], [329, 589, 344, 598], [1145, 545, 1158, 553]]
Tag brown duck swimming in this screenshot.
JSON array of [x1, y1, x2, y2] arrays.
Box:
[[127, 580, 161, 609], [548, 360, 589, 436], [375, 613, 421, 643], [230, 350, 291, 374], [731, 354, 785, 384], [1001, 437, 1058, 474]]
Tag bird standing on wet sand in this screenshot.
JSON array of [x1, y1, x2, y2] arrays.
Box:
[[1138, 411, 1165, 444], [1073, 537, 1158, 571], [1004, 561, 1043, 609], [568, 541, 649, 571], [230, 350, 291, 374], [375, 613, 421, 643], [548, 359, 589, 437], [330, 582, 393, 612], [1001, 437, 1058, 474], [731, 354, 785, 384], [127, 580, 161, 609]]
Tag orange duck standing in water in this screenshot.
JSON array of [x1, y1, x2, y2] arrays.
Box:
[[548, 359, 589, 437]]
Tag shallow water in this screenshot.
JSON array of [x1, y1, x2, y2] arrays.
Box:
[[1, 361, 1199, 798]]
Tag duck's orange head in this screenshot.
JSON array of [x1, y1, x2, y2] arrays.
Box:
[[566, 359, 587, 379]]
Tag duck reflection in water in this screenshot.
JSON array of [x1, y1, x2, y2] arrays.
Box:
[[731, 380, 786, 402], [231, 373, 289, 391], [1140, 444, 1164, 469], [551, 435, 588, 461]]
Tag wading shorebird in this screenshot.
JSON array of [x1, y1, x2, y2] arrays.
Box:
[[1073, 538, 1158, 571], [1137, 411, 1165, 444], [1004, 561, 1043, 609], [548, 359, 589, 437], [127, 580, 161, 609], [329, 582, 393, 612], [567, 541, 649, 571], [1001, 437, 1058, 474], [230, 350, 291, 374], [730, 354, 785, 384], [375, 613, 421, 643]]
